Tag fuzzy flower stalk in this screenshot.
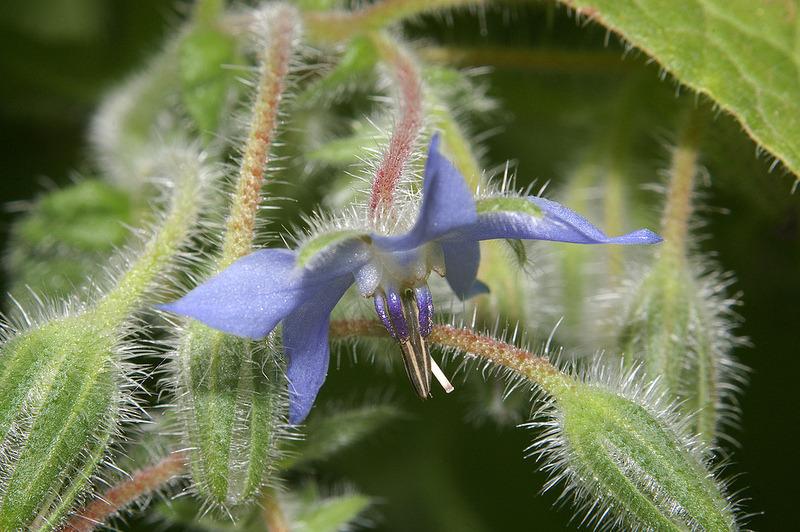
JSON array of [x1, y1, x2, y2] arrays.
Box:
[[166, 4, 300, 508], [162, 134, 661, 424], [330, 320, 740, 530], [617, 113, 745, 448], [0, 143, 212, 531]]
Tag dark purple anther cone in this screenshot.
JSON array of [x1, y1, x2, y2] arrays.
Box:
[[373, 291, 397, 340], [414, 285, 433, 337], [385, 287, 410, 341]]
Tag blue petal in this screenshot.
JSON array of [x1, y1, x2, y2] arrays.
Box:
[[459, 196, 663, 245], [283, 274, 354, 424], [441, 239, 484, 300], [373, 133, 477, 251], [160, 247, 360, 339]]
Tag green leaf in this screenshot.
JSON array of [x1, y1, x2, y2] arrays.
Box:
[[293, 487, 371, 532], [180, 27, 238, 137], [564, 0, 800, 177], [280, 404, 403, 469]]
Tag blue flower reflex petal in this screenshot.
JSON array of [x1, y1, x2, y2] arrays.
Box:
[[160, 247, 362, 339], [440, 239, 482, 300], [458, 196, 663, 245], [372, 134, 477, 252], [283, 274, 354, 424]]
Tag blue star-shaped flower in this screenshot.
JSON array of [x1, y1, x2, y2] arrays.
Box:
[[162, 134, 661, 423]]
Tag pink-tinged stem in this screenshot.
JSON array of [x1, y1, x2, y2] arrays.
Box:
[[62, 452, 187, 532], [368, 34, 424, 222], [220, 5, 299, 266], [329, 321, 571, 396]]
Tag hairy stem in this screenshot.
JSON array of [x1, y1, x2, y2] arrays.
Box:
[[62, 452, 187, 532], [368, 33, 425, 222], [304, 0, 486, 43], [220, 5, 299, 266], [94, 148, 208, 325], [660, 110, 703, 265], [329, 320, 571, 396]]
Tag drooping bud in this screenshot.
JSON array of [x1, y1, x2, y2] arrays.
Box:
[[533, 369, 738, 530], [617, 261, 742, 447], [173, 322, 285, 507], [616, 112, 743, 447], [0, 314, 120, 531]]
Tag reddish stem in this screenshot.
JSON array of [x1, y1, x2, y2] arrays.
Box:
[[368, 35, 424, 222], [330, 320, 568, 393], [221, 5, 298, 266], [62, 452, 187, 532]]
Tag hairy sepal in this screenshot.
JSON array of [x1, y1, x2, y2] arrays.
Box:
[[175, 321, 286, 508], [0, 314, 120, 530], [617, 259, 744, 448], [532, 366, 738, 531]]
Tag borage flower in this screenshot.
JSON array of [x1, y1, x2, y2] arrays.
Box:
[[162, 134, 661, 423]]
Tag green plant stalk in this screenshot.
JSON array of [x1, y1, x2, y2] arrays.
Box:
[[177, 4, 298, 506], [0, 147, 207, 530], [303, 0, 486, 43], [329, 320, 736, 529]]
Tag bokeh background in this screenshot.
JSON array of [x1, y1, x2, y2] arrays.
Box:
[[1, 1, 798, 530]]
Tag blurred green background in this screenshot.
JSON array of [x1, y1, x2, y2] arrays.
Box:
[[0, 1, 797, 530]]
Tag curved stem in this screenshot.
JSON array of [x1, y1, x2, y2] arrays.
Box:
[[303, 0, 486, 44], [368, 33, 425, 222], [329, 320, 572, 397], [93, 147, 207, 326], [62, 452, 187, 532], [220, 4, 299, 266], [419, 46, 634, 72]]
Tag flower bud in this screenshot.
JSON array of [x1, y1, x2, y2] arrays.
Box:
[[174, 322, 286, 507], [0, 314, 119, 530], [536, 375, 737, 530], [617, 260, 742, 446]]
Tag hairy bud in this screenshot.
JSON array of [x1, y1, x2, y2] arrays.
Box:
[[174, 322, 285, 507], [617, 261, 744, 447], [532, 366, 738, 531], [0, 314, 120, 530]]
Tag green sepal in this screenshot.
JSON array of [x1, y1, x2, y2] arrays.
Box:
[[180, 26, 239, 138], [475, 196, 542, 218], [177, 322, 285, 507], [617, 261, 732, 447], [296, 229, 369, 269], [0, 314, 118, 530], [555, 384, 736, 530]]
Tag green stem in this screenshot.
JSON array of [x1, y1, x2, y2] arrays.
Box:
[[93, 148, 206, 326], [419, 46, 634, 72], [659, 110, 704, 266], [220, 4, 298, 266], [329, 320, 572, 397], [303, 0, 487, 43]]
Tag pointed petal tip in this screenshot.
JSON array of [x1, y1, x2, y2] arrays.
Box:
[[609, 228, 663, 245]]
